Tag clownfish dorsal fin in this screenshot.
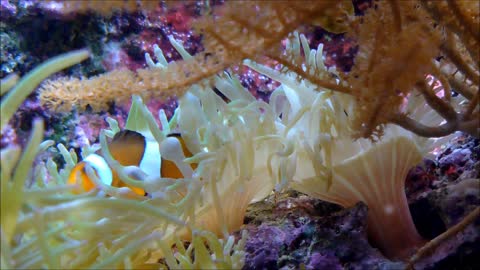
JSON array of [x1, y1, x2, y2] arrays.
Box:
[[166, 133, 182, 138], [112, 130, 145, 145], [103, 130, 146, 167]]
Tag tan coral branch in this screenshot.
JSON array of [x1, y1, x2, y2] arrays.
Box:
[[405, 206, 480, 270], [390, 113, 458, 138], [416, 81, 457, 121]]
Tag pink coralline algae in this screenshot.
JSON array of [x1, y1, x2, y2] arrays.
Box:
[[101, 1, 204, 73], [406, 135, 479, 200], [405, 159, 437, 200], [0, 124, 17, 149], [438, 146, 478, 181]]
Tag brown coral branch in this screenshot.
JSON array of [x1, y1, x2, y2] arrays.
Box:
[[421, 1, 479, 63], [416, 81, 457, 121], [458, 117, 480, 137], [441, 33, 479, 86], [196, 1, 336, 62], [391, 111, 479, 138], [446, 0, 480, 43], [463, 90, 479, 116], [41, 1, 347, 111], [405, 206, 480, 270], [438, 61, 477, 100], [447, 75, 476, 100], [388, 0, 402, 32], [37, 0, 478, 141], [390, 113, 457, 138], [265, 52, 352, 95], [366, 24, 384, 77]]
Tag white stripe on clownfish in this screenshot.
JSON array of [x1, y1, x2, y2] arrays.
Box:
[[139, 135, 161, 179], [83, 153, 113, 185]]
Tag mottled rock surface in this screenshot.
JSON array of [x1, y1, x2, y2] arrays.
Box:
[[242, 135, 479, 270], [242, 193, 402, 270]]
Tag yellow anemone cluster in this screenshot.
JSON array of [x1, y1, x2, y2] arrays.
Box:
[[1, 45, 274, 268]]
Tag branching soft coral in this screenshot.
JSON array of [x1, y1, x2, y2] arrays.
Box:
[[346, 0, 479, 139], [43, 0, 163, 15], [38, 1, 351, 112], [39, 0, 478, 140]]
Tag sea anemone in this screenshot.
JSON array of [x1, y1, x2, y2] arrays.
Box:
[[136, 37, 279, 239], [1, 43, 268, 268], [245, 32, 463, 260]]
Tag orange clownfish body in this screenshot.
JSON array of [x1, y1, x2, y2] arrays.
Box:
[[161, 133, 197, 179], [68, 130, 196, 196]]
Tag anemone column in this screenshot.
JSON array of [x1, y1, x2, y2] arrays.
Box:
[[293, 135, 426, 260]]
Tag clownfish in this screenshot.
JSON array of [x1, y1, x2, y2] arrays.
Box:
[[67, 130, 196, 195]]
